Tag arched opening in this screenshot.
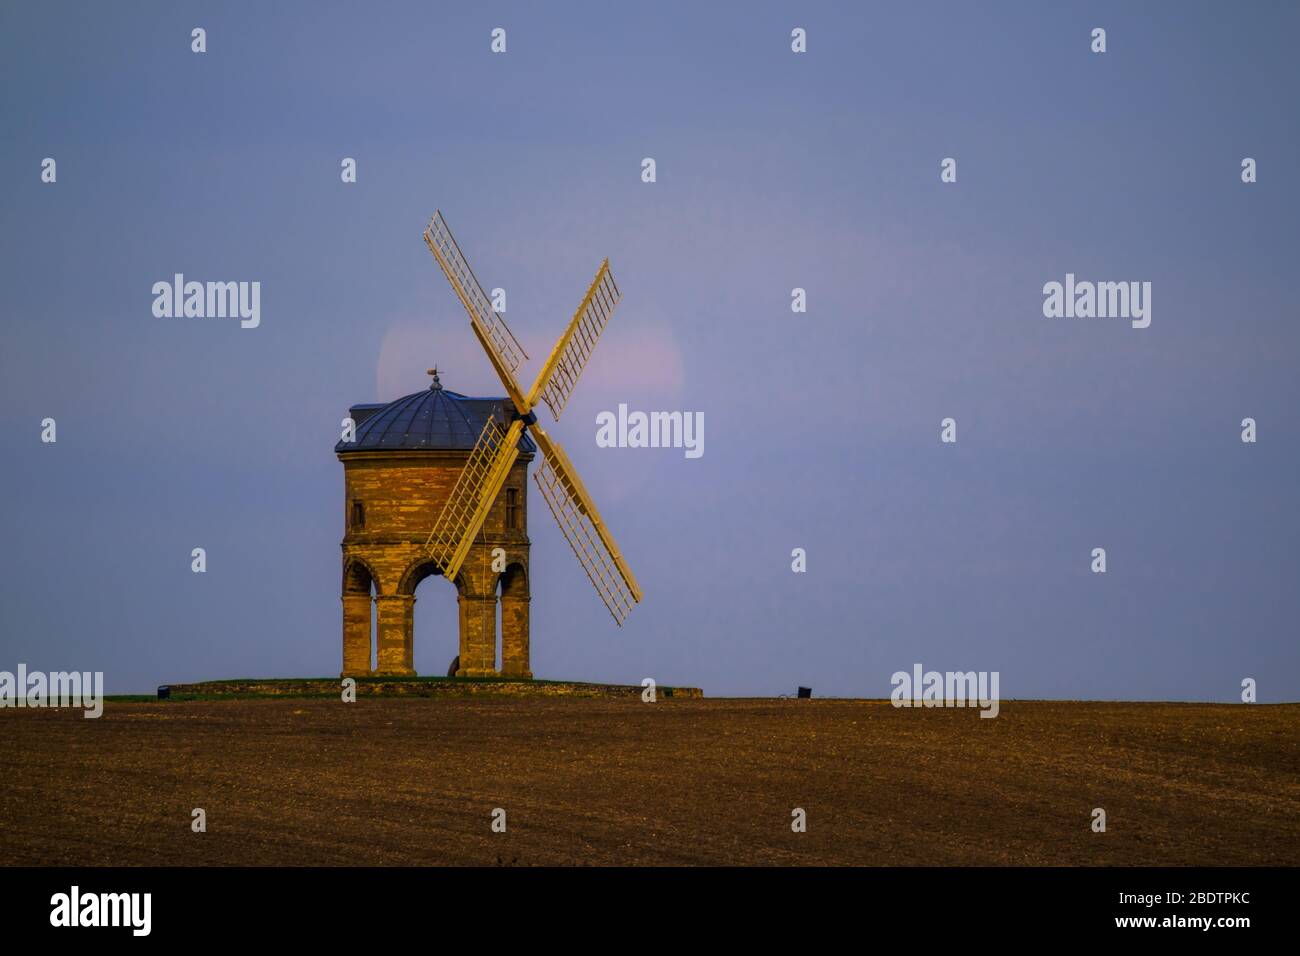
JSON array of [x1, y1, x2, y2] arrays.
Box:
[[402, 559, 462, 677]]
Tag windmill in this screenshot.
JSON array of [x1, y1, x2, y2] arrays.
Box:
[[420, 211, 643, 625]]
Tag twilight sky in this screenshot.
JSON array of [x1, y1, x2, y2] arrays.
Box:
[[2, 1, 1297, 699]]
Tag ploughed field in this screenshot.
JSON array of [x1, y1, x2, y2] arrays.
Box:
[[2, 698, 1296, 866]]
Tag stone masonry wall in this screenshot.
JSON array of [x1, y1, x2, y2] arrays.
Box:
[[338, 449, 532, 678]]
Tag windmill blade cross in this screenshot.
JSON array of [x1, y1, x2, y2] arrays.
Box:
[[422, 209, 643, 623]]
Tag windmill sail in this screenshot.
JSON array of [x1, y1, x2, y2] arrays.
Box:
[[530, 425, 641, 624], [425, 417, 523, 581], [422, 209, 642, 623], [532, 259, 621, 421], [424, 211, 529, 374]]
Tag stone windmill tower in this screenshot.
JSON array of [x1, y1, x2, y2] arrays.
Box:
[[335, 209, 643, 682], [336, 368, 535, 678]]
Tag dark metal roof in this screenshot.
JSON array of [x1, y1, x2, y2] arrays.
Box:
[[335, 383, 536, 454]]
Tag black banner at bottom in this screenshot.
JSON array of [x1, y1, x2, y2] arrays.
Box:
[[0, 865, 1284, 940]]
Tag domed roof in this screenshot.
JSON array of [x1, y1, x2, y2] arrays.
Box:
[[336, 371, 536, 454]]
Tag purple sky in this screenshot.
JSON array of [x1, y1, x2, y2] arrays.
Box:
[[2, 1, 1298, 699]]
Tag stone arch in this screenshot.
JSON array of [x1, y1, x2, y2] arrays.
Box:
[[499, 561, 527, 597], [343, 549, 529, 680], [398, 556, 452, 597], [398, 556, 467, 677], [342, 555, 379, 594]]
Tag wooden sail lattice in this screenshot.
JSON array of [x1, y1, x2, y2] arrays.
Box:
[[423, 416, 519, 580], [537, 260, 621, 422], [533, 453, 638, 625], [424, 210, 528, 374]]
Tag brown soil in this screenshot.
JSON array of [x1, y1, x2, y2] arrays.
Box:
[[2, 698, 1296, 866]]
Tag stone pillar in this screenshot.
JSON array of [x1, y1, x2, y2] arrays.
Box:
[[375, 594, 415, 675], [457, 593, 498, 676], [341, 593, 373, 676], [455, 557, 499, 677], [500, 595, 531, 678]]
